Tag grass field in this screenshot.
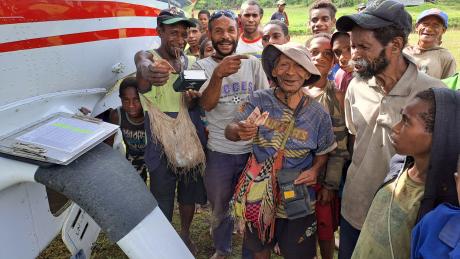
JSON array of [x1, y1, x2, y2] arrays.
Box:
[[40, 2, 460, 259]]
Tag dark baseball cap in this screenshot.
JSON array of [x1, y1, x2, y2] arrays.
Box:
[[336, 0, 412, 36], [157, 7, 195, 27]]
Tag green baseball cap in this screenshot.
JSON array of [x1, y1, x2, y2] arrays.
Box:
[[157, 8, 195, 27]]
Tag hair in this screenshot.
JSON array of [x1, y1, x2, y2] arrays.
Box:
[[415, 89, 436, 133], [331, 31, 349, 45], [309, 0, 337, 19], [240, 0, 264, 16], [371, 24, 409, 49], [265, 20, 289, 36], [119, 77, 138, 97], [189, 18, 203, 31], [208, 10, 238, 32], [198, 10, 210, 18], [305, 32, 331, 48]]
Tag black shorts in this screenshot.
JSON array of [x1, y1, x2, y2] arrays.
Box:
[[244, 215, 317, 259], [147, 156, 207, 221]]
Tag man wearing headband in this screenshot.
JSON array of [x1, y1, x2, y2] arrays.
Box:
[[335, 1, 445, 258]]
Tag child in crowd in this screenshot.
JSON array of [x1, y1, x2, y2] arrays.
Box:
[[109, 77, 148, 182], [270, 0, 289, 26], [305, 33, 348, 259], [352, 88, 460, 259], [404, 8, 456, 79], [198, 10, 210, 33], [309, 0, 337, 35], [331, 31, 353, 93], [261, 20, 290, 48], [199, 37, 215, 59], [185, 18, 204, 58]]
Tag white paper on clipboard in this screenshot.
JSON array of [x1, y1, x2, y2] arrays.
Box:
[[17, 117, 105, 153]]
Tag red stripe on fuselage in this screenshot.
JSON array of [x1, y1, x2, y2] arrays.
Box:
[[0, 0, 160, 25], [0, 28, 157, 53]]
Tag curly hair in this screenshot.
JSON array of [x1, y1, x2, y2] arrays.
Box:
[[415, 89, 436, 133], [309, 0, 337, 19]]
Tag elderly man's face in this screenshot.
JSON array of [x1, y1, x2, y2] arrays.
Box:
[[350, 26, 389, 80], [272, 54, 311, 93]]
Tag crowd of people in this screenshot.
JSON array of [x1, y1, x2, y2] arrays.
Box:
[[108, 0, 460, 258]]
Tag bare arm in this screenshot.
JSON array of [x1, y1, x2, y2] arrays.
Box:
[[134, 50, 171, 93], [225, 121, 258, 141], [294, 154, 328, 186], [200, 70, 224, 111], [104, 108, 118, 146]]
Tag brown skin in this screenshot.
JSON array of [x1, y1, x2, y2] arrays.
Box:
[[226, 53, 328, 259], [390, 98, 433, 184], [134, 23, 200, 103], [309, 8, 335, 34], [350, 26, 408, 94], [133, 23, 199, 248], [239, 4, 263, 41], [456, 159, 460, 204], [332, 34, 353, 73], [276, 4, 289, 26], [306, 36, 340, 259], [186, 26, 202, 56], [202, 40, 215, 58], [416, 16, 446, 49], [200, 16, 248, 111], [198, 13, 209, 33], [261, 23, 290, 48]]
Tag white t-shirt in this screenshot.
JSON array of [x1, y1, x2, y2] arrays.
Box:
[[191, 55, 269, 154], [236, 36, 263, 58]]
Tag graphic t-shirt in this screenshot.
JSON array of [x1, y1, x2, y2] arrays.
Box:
[[191, 55, 269, 154], [270, 11, 288, 24]]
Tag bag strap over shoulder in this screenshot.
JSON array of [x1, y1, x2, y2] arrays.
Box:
[[279, 95, 307, 150]]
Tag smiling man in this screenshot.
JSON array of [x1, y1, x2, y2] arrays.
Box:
[[309, 0, 337, 35], [335, 1, 446, 258], [191, 10, 269, 258], [404, 8, 456, 79]]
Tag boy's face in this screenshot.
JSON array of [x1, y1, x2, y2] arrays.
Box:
[[332, 34, 352, 72], [390, 98, 433, 157], [309, 8, 335, 34], [198, 14, 209, 31], [187, 27, 202, 48], [262, 24, 290, 48], [416, 16, 446, 47], [120, 87, 143, 118], [308, 37, 334, 77], [203, 40, 215, 58]]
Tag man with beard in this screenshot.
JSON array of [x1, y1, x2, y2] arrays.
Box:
[[134, 8, 207, 256], [236, 0, 264, 57], [334, 1, 446, 258], [191, 10, 269, 259]]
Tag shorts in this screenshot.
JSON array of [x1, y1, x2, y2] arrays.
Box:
[[244, 215, 317, 259], [147, 155, 207, 221], [314, 184, 340, 241]]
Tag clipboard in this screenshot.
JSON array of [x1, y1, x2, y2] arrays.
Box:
[[0, 112, 119, 166]]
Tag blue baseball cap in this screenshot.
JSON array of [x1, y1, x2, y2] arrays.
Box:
[[416, 8, 448, 28]]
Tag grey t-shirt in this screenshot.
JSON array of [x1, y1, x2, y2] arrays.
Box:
[[271, 11, 287, 23], [191, 56, 269, 154]]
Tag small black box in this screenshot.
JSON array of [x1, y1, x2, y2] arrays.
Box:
[[173, 70, 207, 92]]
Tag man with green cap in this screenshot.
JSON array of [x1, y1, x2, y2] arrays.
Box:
[[134, 8, 207, 256]]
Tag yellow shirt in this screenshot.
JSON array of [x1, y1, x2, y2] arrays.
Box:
[[352, 168, 425, 259]]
